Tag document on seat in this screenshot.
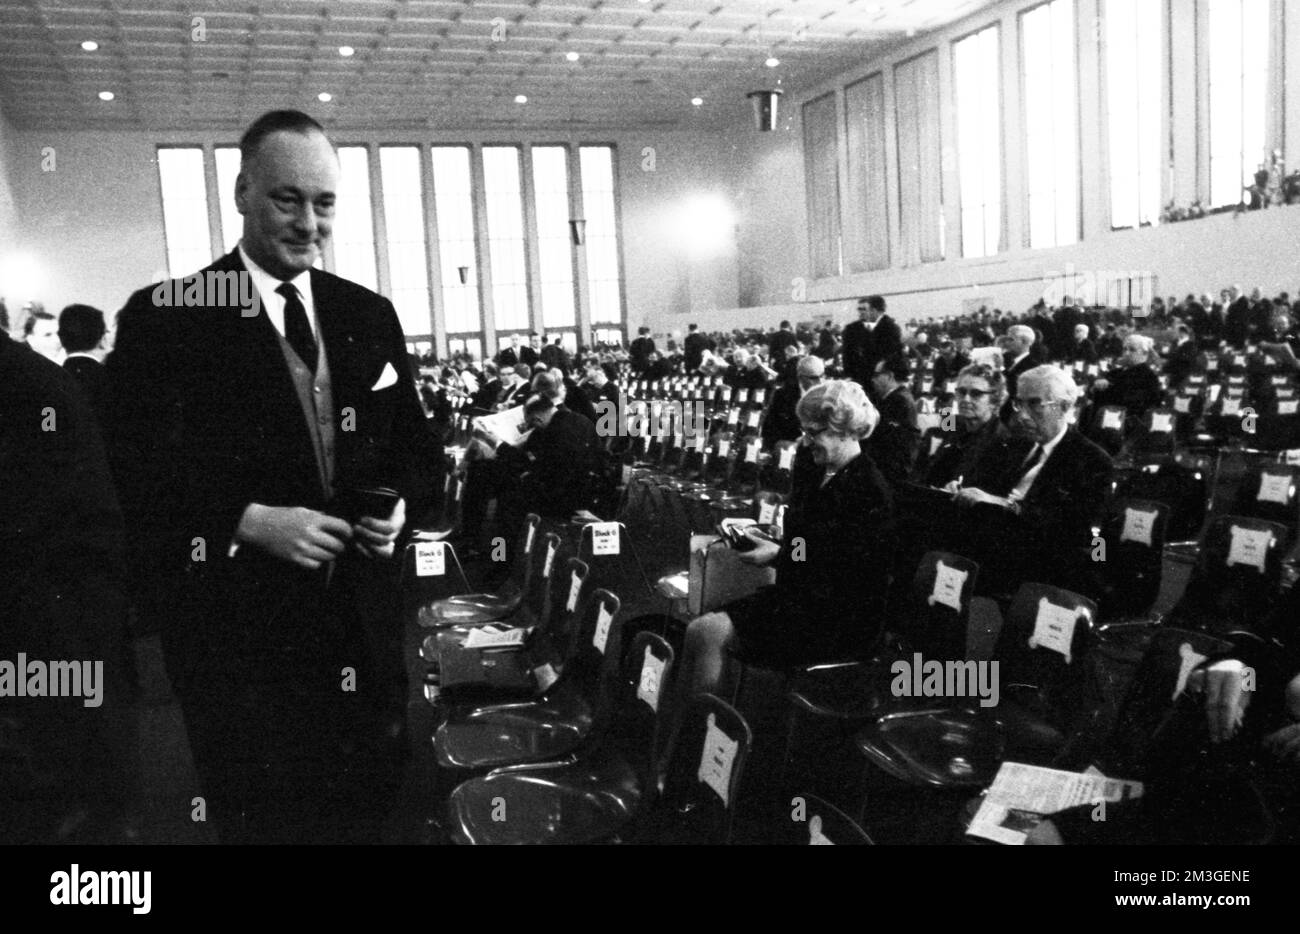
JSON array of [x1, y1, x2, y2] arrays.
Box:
[[967, 762, 1144, 845], [462, 626, 527, 649], [472, 405, 530, 447]]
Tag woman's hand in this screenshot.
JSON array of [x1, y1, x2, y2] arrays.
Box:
[[736, 529, 780, 567]]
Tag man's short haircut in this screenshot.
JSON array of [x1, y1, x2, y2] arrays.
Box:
[[1018, 364, 1080, 406], [865, 295, 886, 313], [688, 323, 698, 332], [1008, 324, 1036, 345], [531, 370, 564, 402], [796, 355, 825, 380], [523, 393, 556, 416], [239, 109, 328, 163], [876, 351, 911, 382], [57, 304, 106, 352], [780, 319, 791, 329], [23, 308, 55, 336]]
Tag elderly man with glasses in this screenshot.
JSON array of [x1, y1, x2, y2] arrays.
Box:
[[950, 364, 1113, 597]]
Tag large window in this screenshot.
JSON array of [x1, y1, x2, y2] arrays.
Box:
[[1105, 0, 1162, 228], [579, 146, 623, 330], [430, 146, 482, 345], [531, 146, 577, 331], [1021, 0, 1079, 248], [482, 146, 530, 333], [380, 146, 432, 338], [953, 26, 1002, 257], [334, 146, 378, 291], [803, 93, 842, 278], [156, 147, 212, 277], [844, 74, 890, 272], [1208, 0, 1270, 208], [214, 146, 242, 253], [895, 50, 944, 264]]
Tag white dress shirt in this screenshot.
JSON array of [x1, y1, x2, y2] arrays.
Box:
[[238, 243, 319, 342], [1007, 422, 1069, 503]]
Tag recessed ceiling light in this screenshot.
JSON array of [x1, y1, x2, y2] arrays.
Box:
[[81, 40, 99, 52], [691, 97, 703, 106], [338, 46, 354, 57], [566, 51, 580, 62], [98, 90, 114, 101], [318, 92, 333, 102], [765, 57, 780, 68], [514, 94, 528, 104]]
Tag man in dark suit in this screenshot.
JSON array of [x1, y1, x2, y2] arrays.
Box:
[[768, 319, 799, 362], [683, 323, 710, 373], [58, 303, 110, 426], [868, 352, 920, 488], [629, 326, 656, 374], [954, 364, 1113, 597], [841, 295, 902, 393], [1, 332, 138, 843], [1164, 323, 1199, 389], [519, 332, 542, 368], [107, 110, 442, 844]]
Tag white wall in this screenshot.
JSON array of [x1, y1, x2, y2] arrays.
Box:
[[3, 125, 739, 334], [643, 0, 1300, 338], [0, 102, 22, 270]]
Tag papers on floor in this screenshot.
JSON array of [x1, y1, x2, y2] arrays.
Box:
[[967, 762, 1144, 845]]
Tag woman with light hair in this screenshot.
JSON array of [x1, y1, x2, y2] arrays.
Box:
[[671, 379, 896, 719], [1089, 332, 1163, 420]]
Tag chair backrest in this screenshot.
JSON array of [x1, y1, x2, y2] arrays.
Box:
[[905, 551, 980, 662], [659, 693, 753, 845], [579, 520, 653, 604], [1088, 405, 1128, 455], [559, 588, 625, 729], [402, 540, 474, 613], [995, 582, 1097, 718], [506, 513, 543, 595], [1096, 497, 1168, 620], [1110, 456, 1211, 543], [1231, 465, 1299, 541], [1127, 407, 1176, 459], [1169, 515, 1289, 633], [548, 557, 593, 661], [777, 792, 873, 845], [616, 631, 676, 797], [520, 532, 562, 625]]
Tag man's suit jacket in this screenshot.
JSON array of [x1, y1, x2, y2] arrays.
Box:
[[843, 315, 903, 387], [684, 332, 709, 372], [495, 346, 519, 368], [496, 407, 599, 519], [1164, 340, 1199, 388], [868, 385, 919, 488], [63, 354, 109, 427], [107, 250, 442, 684]]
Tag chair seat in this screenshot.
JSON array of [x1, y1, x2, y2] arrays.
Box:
[[422, 593, 522, 627], [446, 752, 642, 844], [858, 707, 1009, 788], [434, 689, 594, 771]]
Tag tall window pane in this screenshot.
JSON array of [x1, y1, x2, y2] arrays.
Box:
[[1022, 0, 1079, 248], [803, 93, 842, 278], [431, 146, 481, 341], [896, 51, 944, 263], [954, 26, 1002, 257], [334, 146, 378, 290], [380, 146, 432, 338], [482, 146, 530, 334], [214, 146, 242, 253], [579, 146, 623, 328], [156, 147, 212, 276], [1106, 0, 1162, 228], [532, 146, 576, 330], [844, 74, 890, 272], [1208, 0, 1270, 208]]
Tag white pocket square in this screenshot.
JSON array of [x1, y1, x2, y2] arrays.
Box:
[[371, 361, 399, 391]]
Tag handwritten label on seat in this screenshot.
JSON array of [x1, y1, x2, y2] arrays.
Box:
[[1120, 507, 1158, 546], [1029, 598, 1081, 663], [727, 407, 740, 426], [533, 662, 559, 692], [754, 389, 766, 404], [716, 439, 731, 459], [930, 434, 944, 456], [1150, 413, 1173, 433], [1226, 526, 1271, 572], [1279, 400, 1299, 416], [747, 410, 761, 428], [808, 815, 834, 845], [1286, 449, 1300, 466], [745, 440, 761, 463], [1101, 409, 1123, 430], [1173, 642, 1208, 702], [543, 540, 557, 578], [778, 446, 795, 471], [591, 522, 621, 556], [566, 570, 583, 612], [593, 603, 613, 654], [928, 560, 968, 612], [637, 648, 665, 710], [1222, 398, 1241, 416], [1258, 472, 1293, 506], [1174, 396, 1191, 413], [524, 522, 536, 557], [698, 712, 739, 806], [757, 500, 777, 526], [415, 542, 446, 577]]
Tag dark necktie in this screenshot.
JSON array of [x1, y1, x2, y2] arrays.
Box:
[[277, 282, 317, 374], [1013, 444, 1044, 484]]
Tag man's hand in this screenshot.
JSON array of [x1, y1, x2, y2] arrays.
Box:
[[736, 529, 780, 567], [236, 504, 352, 569], [354, 496, 406, 559], [1263, 723, 1300, 764], [1189, 659, 1252, 743], [953, 487, 1011, 510]]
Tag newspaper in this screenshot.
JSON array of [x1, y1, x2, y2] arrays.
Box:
[[472, 405, 531, 447], [967, 762, 1144, 845]]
